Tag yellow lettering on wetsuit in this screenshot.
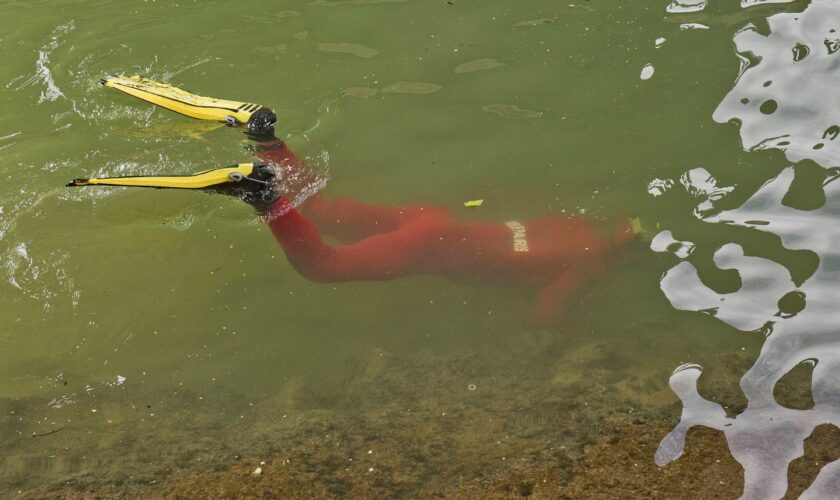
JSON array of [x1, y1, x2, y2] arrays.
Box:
[[505, 221, 530, 253]]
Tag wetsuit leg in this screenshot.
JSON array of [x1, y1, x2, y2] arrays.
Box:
[[254, 138, 303, 169], [265, 198, 451, 282], [254, 138, 444, 243], [530, 264, 605, 325], [303, 196, 440, 243]]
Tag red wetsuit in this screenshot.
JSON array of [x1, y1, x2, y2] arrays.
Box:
[[256, 140, 637, 324]]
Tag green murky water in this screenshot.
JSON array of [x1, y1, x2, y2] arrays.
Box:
[[2, 0, 836, 497]]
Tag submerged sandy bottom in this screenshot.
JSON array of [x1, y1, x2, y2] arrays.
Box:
[[7, 324, 828, 499]]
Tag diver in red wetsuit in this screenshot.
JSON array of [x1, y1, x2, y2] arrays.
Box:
[[68, 76, 640, 324], [250, 135, 638, 324]]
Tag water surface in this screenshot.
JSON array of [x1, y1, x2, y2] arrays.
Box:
[[1, 0, 835, 497]]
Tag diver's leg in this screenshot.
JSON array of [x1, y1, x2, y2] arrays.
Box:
[[530, 265, 605, 325], [264, 198, 447, 281], [253, 138, 303, 169], [253, 139, 445, 243], [302, 197, 443, 243]]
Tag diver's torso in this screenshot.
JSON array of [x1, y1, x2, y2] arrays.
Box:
[[409, 215, 632, 287]]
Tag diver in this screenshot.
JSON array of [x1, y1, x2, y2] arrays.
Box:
[[68, 76, 640, 324]]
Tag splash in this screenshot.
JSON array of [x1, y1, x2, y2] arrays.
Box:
[[287, 150, 330, 209], [3, 241, 80, 311], [16, 21, 75, 104]]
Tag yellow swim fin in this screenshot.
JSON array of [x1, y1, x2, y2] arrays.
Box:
[[67, 163, 280, 208], [100, 75, 276, 131], [67, 163, 260, 189]]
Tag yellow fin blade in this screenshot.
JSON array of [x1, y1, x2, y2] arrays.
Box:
[[69, 164, 255, 189], [101, 75, 260, 125]]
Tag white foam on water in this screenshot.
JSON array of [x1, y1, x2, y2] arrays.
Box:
[[16, 21, 75, 103]]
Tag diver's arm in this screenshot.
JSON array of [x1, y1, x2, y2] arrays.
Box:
[[265, 199, 436, 282]]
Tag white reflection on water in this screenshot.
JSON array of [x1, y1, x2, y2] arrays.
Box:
[[667, 0, 709, 14], [657, 167, 840, 498], [680, 167, 736, 217], [657, 2, 840, 497], [714, 0, 840, 167], [665, 0, 796, 14]]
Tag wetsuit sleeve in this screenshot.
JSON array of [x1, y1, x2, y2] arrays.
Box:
[[265, 198, 440, 282]]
